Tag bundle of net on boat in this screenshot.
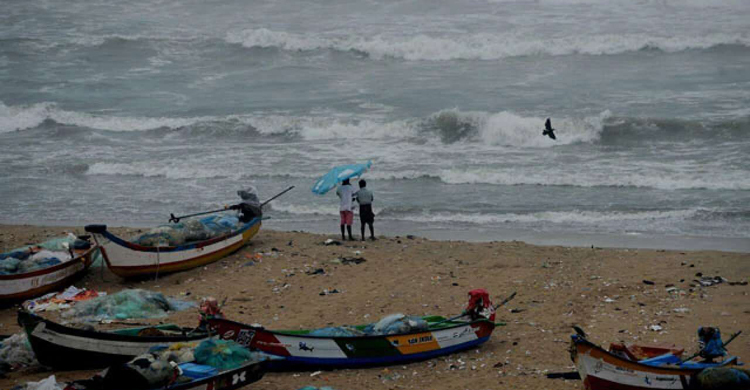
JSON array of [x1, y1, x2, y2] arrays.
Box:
[[0, 234, 91, 275], [62, 289, 196, 322], [132, 214, 240, 247], [84, 339, 268, 390], [307, 314, 429, 337]]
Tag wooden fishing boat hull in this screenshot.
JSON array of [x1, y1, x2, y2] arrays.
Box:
[[18, 310, 209, 370], [571, 335, 738, 390], [0, 247, 96, 302], [67, 359, 268, 390], [207, 317, 496, 369], [85, 218, 261, 278]]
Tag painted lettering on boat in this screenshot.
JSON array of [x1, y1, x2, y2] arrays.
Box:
[[408, 335, 434, 345]]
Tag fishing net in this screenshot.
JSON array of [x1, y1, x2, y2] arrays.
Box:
[[0, 235, 90, 275], [308, 326, 365, 337], [62, 289, 195, 322], [366, 314, 429, 335], [132, 214, 240, 247], [193, 339, 253, 370], [0, 333, 37, 372], [696, 367, 750, 390]]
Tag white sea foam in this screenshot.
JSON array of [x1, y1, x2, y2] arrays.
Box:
[[86, 162, 239, 180], [268, 202, 339, 216], [226, 28, 750, 61], [0, 101, 211, 133], [436, 167, 750, 191], [393, 209, 704, 225]]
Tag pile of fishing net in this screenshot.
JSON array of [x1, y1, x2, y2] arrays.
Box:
[[0, 235, 90, 275], [94, 339, 267, 389], [307, 314, 428, 337], [62, 289, 195, 322], [696, 367, 750, 389], [132, 214, 240, 247], [0, 333, 37, 375]]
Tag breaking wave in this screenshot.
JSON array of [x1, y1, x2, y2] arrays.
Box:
[[436, 168, 750, 191], [225, 28, 750, 61], [386, 209, 704, 225]]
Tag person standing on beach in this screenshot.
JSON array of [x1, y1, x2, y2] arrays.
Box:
[[336, 178, 355, 241], [355, 179, 375, 241]]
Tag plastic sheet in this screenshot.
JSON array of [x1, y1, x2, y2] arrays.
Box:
[[0, 333, 37, 371], [133, 214, 240, 247], [62, 289, 195, 322], [194, 339, 253, 370], [19, 375, 63, 390]]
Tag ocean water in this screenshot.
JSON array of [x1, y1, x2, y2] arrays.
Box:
[[1, 0, 749, 251]]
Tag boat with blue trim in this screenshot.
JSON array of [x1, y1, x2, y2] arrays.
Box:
[[207, 314, 499, 369], [84, 217, 261, 278]]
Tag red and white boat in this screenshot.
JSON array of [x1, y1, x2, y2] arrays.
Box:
[[0, 240, 97, 302], [571, 334, 741, 390]]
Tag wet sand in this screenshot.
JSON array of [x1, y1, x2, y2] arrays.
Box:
[[1, 225, 748, 390]]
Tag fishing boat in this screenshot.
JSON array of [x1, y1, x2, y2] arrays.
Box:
[[84, 217, 261, 278], [0, 237, 97, 303], [207, 315, 498, 369], [18, 310, 209, 370], [571, 333, 741, 390], [61, 358, 268, 390]]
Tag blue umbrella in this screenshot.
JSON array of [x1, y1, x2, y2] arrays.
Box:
[[311, 161, 372, 195]]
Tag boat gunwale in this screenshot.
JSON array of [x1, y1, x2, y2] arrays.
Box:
[[92, 217, 262, 253], [572, 334, 739, 375], [19, 310, 209, 343], [209, 316, 496, 341]]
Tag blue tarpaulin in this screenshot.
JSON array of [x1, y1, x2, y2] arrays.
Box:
[[311, 161, 372, 195]]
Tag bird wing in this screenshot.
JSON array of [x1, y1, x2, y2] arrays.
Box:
[[545, 118, 552, 130]]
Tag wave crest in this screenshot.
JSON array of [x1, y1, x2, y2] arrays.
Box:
[[226, 28, 750, 61]]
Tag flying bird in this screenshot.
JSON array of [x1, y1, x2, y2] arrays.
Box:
[[543, 118, 557, 140]]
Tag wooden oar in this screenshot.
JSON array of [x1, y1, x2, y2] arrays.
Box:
[[169, 208, 227, 223], [261, 185, 295, 207], [168, 186, 295, 223], [432, 291, 517, 326]]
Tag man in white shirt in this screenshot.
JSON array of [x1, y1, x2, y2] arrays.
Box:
[[336, 178, 355, 240]]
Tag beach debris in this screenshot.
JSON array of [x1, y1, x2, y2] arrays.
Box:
[[298, 387, 337, 390], [15, 374, 62, 390], [0, 333, 37, 373], [310, 371, 322, 377], [547, 371, 581, 380], [22, 285, 103, 313], [695, 276, 727, 287], [242, 261, 255, 267], [306, 268, 325, 275], [320, 288, 340, 296], [729, 280, 748, 286], [642, 280, 655, 285], [649, 325, 663, 332], [339, 257, 366, 265], [323, 239, 341, 246]]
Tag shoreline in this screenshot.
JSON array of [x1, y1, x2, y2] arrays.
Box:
[[2, 218, 748, 254], [1, 223, 749, 389]]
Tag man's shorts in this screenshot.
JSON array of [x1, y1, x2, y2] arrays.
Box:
[[340, 210, 354, 226]]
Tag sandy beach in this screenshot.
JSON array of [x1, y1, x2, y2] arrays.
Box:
[[1, 224, 748, 390]]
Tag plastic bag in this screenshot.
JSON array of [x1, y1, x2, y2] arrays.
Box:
[[20, 375, 63, 390], [194, 339, 253, 370], [62, 289, 195, 321]]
